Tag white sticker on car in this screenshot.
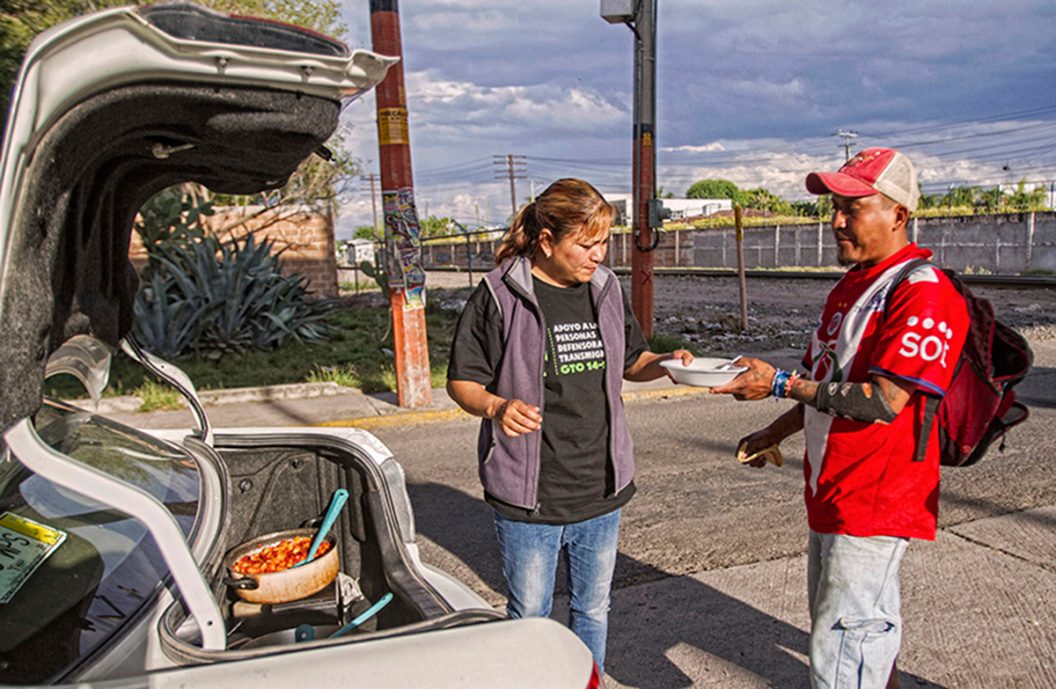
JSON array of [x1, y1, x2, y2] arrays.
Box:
[[0, 512, 68, 604]]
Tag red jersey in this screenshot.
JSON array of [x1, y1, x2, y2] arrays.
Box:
[[801, 244, 969, 540]]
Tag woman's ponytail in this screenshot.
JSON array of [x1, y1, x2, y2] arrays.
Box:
[[495, 201, 540, 263], [494, 178, 614, 265]]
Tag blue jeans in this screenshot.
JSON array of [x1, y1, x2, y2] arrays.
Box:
[[493, 508, 621, 673], [807, 530, 909, 689]]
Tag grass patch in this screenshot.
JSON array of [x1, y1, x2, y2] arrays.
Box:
[[135, 380, 184, 412], [648, 333, 713, 356], [45, 295, 464, 400], [45, 290, 700, 400], [338, 281, 383, 294]]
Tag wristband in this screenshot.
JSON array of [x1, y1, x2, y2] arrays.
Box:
[[770, 369, 798, 399], [770, 369, 790, 398]]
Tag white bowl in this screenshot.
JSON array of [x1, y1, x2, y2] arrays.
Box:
[[660, 357, 747, 387]]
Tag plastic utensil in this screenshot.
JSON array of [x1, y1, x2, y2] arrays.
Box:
[[329, 592, 394, 639], [293, 488, 348, 568]]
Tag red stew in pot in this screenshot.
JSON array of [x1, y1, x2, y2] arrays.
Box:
[[232, 536, 333, 574]]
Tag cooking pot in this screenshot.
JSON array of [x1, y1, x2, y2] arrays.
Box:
[[224, 527, 340, 604]]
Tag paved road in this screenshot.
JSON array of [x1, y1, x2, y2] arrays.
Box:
[[108, 337, 1056, 687], [367, 340, 1056, 689]]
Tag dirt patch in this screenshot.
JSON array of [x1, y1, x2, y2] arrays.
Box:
[[636, 274, 1056, 357], [407, 270, 1056, 357]]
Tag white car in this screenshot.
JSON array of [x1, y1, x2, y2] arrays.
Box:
[[0, 4, 599, 688]]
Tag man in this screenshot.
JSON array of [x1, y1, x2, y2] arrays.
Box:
[[711, 148, 968, 689]]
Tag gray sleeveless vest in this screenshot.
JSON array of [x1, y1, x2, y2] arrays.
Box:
[[477, 256, 635, 511]]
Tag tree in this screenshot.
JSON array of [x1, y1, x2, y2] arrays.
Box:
[[1004, 180, 1047, 212], [974, 187, 1002, 213], [419, 215, 456, 238], [2, 0, 355, 235], [354, 225, 379, 241], [919, 193, 945, 210], [2, 1, 128, 119], [790, 199, 820, 217], [686, 179, 741, 202], [738, 187, 793, 215]]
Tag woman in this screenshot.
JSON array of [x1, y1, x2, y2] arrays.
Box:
[[446, 178, 691, 673]]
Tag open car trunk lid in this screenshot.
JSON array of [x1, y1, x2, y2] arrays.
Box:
[[0, 2, 395, 432]]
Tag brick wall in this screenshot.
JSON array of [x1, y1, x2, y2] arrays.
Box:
[[129, 206, 338, 298]]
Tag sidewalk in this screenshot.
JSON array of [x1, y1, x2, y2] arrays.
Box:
[[98, 376, 718, 432], [98, 347, 808, 432]]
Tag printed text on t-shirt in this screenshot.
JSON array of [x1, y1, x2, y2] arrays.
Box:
[[548, 321, 606, 375]]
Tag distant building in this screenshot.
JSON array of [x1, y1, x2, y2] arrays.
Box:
[[605, 193, 733, 225], [337, 238, 376, 266]]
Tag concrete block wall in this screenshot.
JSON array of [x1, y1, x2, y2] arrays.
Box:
[[129, 206, 339, 298], [682, 212, 1056, 273], [417, 212, 1056, 275], [913, 212, 1056, 274]]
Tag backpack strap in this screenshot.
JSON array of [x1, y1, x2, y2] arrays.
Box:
[[882, 256, 939, 463], [882, 257, 932, 314]]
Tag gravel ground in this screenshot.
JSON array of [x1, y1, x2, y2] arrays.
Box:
[[420, 269, 1056, 355]]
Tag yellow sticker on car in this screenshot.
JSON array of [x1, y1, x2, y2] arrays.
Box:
[[0, 512, 67, 604]]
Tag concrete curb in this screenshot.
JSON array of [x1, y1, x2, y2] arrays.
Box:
[[92, 380, 717, 431], [319, 384, 712, 430], [95, 381, 350, 414]]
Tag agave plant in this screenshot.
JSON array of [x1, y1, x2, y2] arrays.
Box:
[[132, 232, 334, 358]]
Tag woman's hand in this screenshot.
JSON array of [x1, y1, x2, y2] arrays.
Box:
[[625, 349, 694, 382], [493, 398, 542, 437], [447, 380, 542, 437], [663, 349, 694, 383]]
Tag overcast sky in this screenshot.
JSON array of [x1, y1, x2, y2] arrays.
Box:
[[333, 0, 1056, 237]]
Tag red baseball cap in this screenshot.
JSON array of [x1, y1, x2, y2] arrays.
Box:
[[806, 147, 920, 211]]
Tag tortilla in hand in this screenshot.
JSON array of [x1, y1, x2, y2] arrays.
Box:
[[736, 442, 783, 467]]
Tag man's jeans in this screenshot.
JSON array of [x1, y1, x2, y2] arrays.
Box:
[[493, 508, 621, 673], [808, 530, 909, 689]]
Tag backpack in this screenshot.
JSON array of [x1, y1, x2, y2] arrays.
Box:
[[885, 258, 1033, 467]]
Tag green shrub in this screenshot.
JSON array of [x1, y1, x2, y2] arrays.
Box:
[[133, 233, 334, 358]]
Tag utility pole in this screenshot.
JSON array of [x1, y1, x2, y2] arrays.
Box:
[[363, 172, 381, 235], [602, 0, 662, 338], [362, 171, 385, 278], [835, 129, 858, 162], [370, 0, 432, 408], [493, 154, 527, 218]]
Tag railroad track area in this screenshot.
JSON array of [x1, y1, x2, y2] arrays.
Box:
[[638, 272, 1056, 356], [423, 268, 1055, 357]]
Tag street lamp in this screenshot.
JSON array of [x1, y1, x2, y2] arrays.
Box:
[[600, 0, 662, 338]]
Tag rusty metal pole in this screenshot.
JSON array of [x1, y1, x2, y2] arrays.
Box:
[[734, 204, 749, 333], [630, 0, 658, 339], [370, 0, 432, 408]]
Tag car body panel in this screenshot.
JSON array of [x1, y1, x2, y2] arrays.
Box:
[[0, 4, 597, 688]]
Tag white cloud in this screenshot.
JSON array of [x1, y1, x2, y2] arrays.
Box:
[[663, 142, 726, 153], [405, 70, 625, 134], [332, 1, 1056, 228]]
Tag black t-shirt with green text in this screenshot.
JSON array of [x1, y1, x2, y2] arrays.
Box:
[[447, 276, 649, 523]]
